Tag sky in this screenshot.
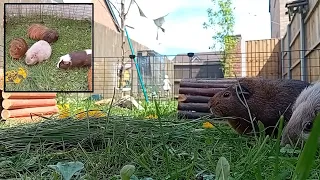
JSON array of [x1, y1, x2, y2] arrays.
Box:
[[63, 0, 272, 56], [108, 0, 272, 56]]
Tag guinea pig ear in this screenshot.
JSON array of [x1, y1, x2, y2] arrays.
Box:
[[235, 84, 251, 97]]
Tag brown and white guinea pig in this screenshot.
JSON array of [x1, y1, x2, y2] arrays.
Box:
[[25, 40, 52, 65], [57, 49, 92, 69], [208, 77, 310, 136], [281, 81, 320, 147]]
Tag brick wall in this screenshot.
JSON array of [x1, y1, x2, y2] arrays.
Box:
[[231, 35, 242, 77], [279, 0, 289, 38], [270, 0, 280, 38]]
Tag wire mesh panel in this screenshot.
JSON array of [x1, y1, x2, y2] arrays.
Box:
[[5, 3, 92, 22], [92, 54, 175, 102], [88, 51, 285, 101], [136, 50, 173, 100], [43, 49, 320, 119], [282, 49, 320, 83]]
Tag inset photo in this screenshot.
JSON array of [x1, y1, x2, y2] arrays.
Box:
[[4, 3, 93, 92]]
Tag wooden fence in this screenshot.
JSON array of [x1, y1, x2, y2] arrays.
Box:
[[172, 53, 225, 97], [245, 39, 281, 79], [281, 0, 320, 83]]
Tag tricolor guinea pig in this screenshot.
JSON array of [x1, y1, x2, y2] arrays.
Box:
[[57, 49, 92, 69]]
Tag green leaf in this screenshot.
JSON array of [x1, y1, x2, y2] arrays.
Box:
[[280, 144, 301, 154], [215, 156, 230, 180], [120, 165, 136, 180], [202, 174, 215, 180], [294, 113, 320, 180], [129, 174, 139, 180], [48, 161, 84, 180]]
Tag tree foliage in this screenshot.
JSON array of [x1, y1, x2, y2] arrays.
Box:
[[203, 0, 238, 77]]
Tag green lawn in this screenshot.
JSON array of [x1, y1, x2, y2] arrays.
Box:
[[0, 99, 319, 179], [4, 16, 92, 91]]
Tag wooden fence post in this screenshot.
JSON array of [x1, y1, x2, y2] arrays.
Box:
[[287, 23, 292, 79]]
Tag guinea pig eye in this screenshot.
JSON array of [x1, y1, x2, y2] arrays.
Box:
[[303, 122, 313, 132], [223, 92, 230, 97]]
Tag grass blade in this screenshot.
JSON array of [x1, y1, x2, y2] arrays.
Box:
[[294, 113, 320, 180], [273, 115, 284, 180]]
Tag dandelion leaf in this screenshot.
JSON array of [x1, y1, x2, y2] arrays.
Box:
[[202, 174, 215, 180], [280, 144, 301, 154], [129, 175, 139, 180], [215, 156, 230, 180], [48, 161, 84, 180], [120, 164, 136, 180]]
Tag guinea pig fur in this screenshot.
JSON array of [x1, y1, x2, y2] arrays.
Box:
[[57, 49, 92, 69], [27, 24, 59, 43], [25, 40, 52, 65], [208, 77, 310, 136], [9, 38, 28, 59], [280, 81, 320, 147]]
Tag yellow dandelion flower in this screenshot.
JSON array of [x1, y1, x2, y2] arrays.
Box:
[[17, 68, 27, 78], [57, 103, 71, 119], [88, 110, 105, 118], [75, 113, 85, 119], [202, 122, 214, 129], [13, 77, 22, 84], [5, 76, 9, 82], [63, 104, 70, 109], [75, 110, 105, 119], [145, 114, 158, 119], [59, 111, 70, 119]]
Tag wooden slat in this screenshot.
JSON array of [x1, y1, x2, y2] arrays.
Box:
[[245, 39, 280, 79]]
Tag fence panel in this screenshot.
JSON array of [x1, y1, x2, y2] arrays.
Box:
[[280, 0, 320, 83], [245, 39, 281, 79]]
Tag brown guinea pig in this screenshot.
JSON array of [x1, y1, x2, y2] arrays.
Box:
[[57, 49, 92, 69], [208, 77, 310, 136], [9, 38, 28, 59], [27, 24, 59, 43], [42, 29, 59, 43], [27, 24, 48, 40]]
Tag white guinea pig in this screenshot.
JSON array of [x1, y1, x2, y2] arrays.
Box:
[[57, 49, 92, 69], [25, 40, 52, 65]]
